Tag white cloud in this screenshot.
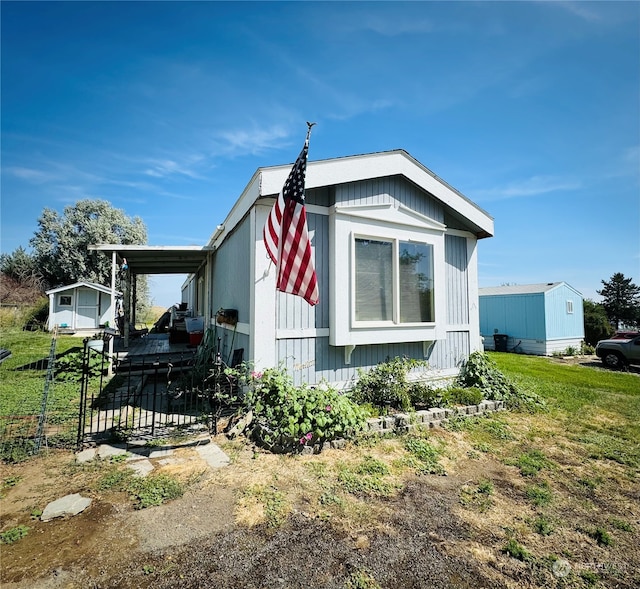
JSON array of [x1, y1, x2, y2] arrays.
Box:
[[475, 175, 582, 201]]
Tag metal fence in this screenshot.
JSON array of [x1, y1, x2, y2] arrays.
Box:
[[76, 335, 239, 447]]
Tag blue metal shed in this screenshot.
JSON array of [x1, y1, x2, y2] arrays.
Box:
[[479, 282, 585, 355]]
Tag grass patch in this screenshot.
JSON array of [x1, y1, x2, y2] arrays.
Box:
[[585, 525, 614, 547], [241, 484, 290, 528], [531, 515, 555, 536], [525, 481, 553, 506], [460, 479, 494, 511], [501, 538, 533, 562], [515, 449, 551, 476], [402, 436, 445, 475]]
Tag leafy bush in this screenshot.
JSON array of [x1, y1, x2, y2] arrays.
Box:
[[352, 357, 427, 411], [447, 386, 484, 406], [247, 369, 366, 452], [457, 351, 545, 412]]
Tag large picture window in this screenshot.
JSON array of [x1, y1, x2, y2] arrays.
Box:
[[354, 238, 434, 324]]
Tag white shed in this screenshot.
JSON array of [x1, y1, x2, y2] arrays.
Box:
[[46, 282, 120, 332]]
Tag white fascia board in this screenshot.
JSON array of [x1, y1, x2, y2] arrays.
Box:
[[259, 150, 494, 237], [46, 281, 119, 296]]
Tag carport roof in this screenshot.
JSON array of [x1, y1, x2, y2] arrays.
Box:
[[88, 245, 211, 275]]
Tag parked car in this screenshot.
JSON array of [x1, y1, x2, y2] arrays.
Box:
[[595, 335, 640, 369], [610, 331, 640, 339]]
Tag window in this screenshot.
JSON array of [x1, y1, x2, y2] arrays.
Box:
[[329, 202, 446, 348], [354, 238, 434, 324], [59, 295, 72, 306], [566, 300, 574, 314]]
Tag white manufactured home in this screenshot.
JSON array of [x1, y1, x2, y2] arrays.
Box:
[[180, 149, 494, 387]]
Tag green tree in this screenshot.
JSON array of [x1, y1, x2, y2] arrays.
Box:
[[597, 273, 640, 330], [0, 246, 42, 285], [583, 299, 613, 345], [30, 199, 147, 287]]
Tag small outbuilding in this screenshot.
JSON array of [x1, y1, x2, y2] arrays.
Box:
[[46, 282, 120, 332], [479, 282, 584, 356]]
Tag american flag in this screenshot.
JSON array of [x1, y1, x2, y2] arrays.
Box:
[[263, 132, 319, 306]]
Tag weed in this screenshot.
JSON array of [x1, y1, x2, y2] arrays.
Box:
[[110, 454, 128, 463], [447, 386, 484, 406], [580, 570, 599, 586], [586, 526, 613, 547], [525, 481, 553, 507], [515, 449, 551, 476], [243, 484, 290, 528], [0, 524, 29, 544], [30, 508, 43, 519], [403, 436, 445, 475], [356, 455, 390, 476], [460, 479, 494, 511], [482, 418, 515, 440], [609, 517, 633, 532], [319, 491, 343, 506], [344, 569, 382, 589], [129, 473, 184, 510], [0, 475, 22, 497], [501, 538, 533, 562], [96, 467, 134, 491], [532, 515, 554, 536], [142, 565, 155, 575], [577, 476, 601, 492]]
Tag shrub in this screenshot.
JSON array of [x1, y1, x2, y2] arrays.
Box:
[[447, 386, 484, 406], [247, 369, 366, 452], [352, 357, 427, 411], [457, 351, 545, 412]]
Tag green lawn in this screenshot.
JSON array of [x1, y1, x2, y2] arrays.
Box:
[[0, 330, 90, 454], [490, 352, 640, 470]]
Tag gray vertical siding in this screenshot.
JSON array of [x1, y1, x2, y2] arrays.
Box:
[[277, 332, 469, 387], [277, 337, 430, 387], [428, 331, 470, 371], [276, 212, 330, 330], [445, 235, 469, 325], [334, 176, 444, 223], [211, 215, 251, 323]]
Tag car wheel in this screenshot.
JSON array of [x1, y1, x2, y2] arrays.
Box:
[[602, 352, 625, 369]]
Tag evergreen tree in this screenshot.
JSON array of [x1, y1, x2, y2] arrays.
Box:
[[597, 272, 640, 330]]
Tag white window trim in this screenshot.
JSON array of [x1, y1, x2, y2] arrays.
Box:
[[59, 295, 72, 306], [329, 203, 446, 347], [566, 300, 574, 314]]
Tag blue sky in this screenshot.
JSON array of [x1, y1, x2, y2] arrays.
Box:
[[2, 1, 639, 307]]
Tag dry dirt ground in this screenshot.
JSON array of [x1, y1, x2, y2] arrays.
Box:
[[1, 408, 639, 589]]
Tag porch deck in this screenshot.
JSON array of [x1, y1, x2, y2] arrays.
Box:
[[111, 333, 194, 360]]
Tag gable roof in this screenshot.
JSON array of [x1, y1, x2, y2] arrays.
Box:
[[479, 282, 583, 297], [46, 281, 121, 296], [210, 149, 494, 246]]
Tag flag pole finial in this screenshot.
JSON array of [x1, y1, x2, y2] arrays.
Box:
[[305, 121, 316, 143]]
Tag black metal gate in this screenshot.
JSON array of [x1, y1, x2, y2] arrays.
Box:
[[76, 336, 238, 447]]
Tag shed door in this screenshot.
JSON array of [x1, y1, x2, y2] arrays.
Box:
[[76, 288, 99, 329]]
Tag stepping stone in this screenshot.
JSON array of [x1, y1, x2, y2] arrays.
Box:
[[75, 448, 97, 463], [97, 444, 129, 459], [127, 459, 154, 477], [41, 493, 92, 522], [196, 443, 230, 468]]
